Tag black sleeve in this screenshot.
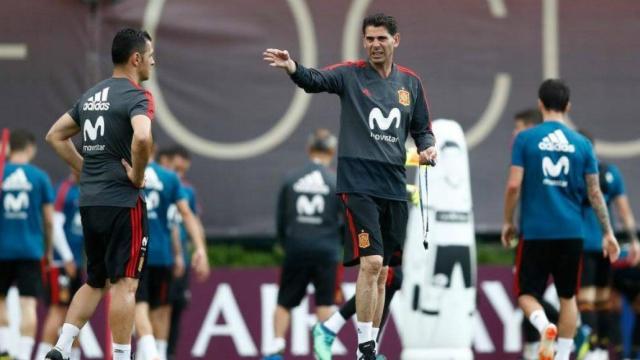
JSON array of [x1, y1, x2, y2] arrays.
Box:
[[67, 99, 81, 126], [289, 62, 346, 95], [410, 81, 435, 152], [275, 183, 288, 244], [129, 90, 155, 120]]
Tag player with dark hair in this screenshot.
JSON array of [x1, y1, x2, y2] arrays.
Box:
[[44, 28, 155, 360], [502, 79, 619, 360], [0, 129, 55, 360], [513, 109, 543, 137], [264, 13, 436, 359], [263, 129, 343, 359]]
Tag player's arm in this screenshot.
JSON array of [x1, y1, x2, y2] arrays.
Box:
[[45, 114, 83, 173], [586, 174, 619, 261], [123, 115, 152, 188], [176, 199, 210, 281], [410, 81, 437, 165], [612, 194, 640, 264], [171, 224, 185, 278], [42, 204, 55, 265], [501, 166, 523, 248], [52, 211, 78, 278], [263, 48, 345, 94]]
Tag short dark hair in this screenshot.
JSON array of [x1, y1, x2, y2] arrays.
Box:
[[514, 109, 542, 126], [308, 129, 337, 153], [9, 129, 35, 152], [170, 145, 191, 160], [156, 147, 174, 161], [362, 13, 398, 36], [538, 79, 570, 112], [111, 28, 152, 65]]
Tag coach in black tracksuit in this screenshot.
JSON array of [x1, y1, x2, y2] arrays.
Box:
[[263, 129, 343, 358], [264, 13, 437, 359]]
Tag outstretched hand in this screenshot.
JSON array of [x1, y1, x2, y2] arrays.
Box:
[[263, 48, 296, 74]]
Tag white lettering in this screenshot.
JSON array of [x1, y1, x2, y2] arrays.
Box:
[[296, 194, 324, 216], [4, 191, 28, 212], [542, 156, 570, 177], [369, 107, 401, 130], [192, 283, 257, 356], [83, 116, 105, 141]]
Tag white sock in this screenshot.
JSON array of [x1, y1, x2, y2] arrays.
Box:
[[112, 343, 131, 360], [528, 309, 550, 334], [156, 339, 168, 360], [138, 334, 159, 359], [70, 347, 82, 360], [323, 312, 346, 334], [0, 327, 11, 352], [555, 337, 573, 360], [267, 337, 285, 354], [17, 336, 35, 360], [54, 323, 80, 357], [523, 341, 540, 360], [35, 342, 54, 360], [356, 321, 373, 344]]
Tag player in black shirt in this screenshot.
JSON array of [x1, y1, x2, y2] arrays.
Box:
[[265, 13, 437, 359], [45, 28, 155, 360]]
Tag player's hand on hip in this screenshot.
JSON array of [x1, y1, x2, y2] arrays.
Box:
[[64, 261, 77, 279], [419, 146, 438, 166], [121, 159, 145, 188], [501, 223, 517, 248], [192, 247, 210, 282], [263, 48, 296, 74], [602, 232, 620, 263]]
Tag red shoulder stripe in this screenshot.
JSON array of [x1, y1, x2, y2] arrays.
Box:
[[323, 60, 367, 71]]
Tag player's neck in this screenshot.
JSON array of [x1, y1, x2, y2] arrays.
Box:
[[369, 60, 393, 78], [8, 153, 30, 164], [112, 67, 141, 85], [541, 109, 566, 123]]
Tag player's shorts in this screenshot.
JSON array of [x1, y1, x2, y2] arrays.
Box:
[[81, 196, 148, 288], [340, 193, 408, 267], [277, 261, 339, 309], [386, 266, 403, 291], [44, 267, 83, 306], [136, 265, 173, 309], [0, 260, 43, 297], [612, 267, 640, 301], [515, 239, 583, 299], [581, 251, 612, 288]]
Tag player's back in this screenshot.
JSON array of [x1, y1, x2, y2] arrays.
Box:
[[69, 77, 154, 208], [0, 162, 54, 260], [143, 162, 184, 266], [279, 162, 341, 261], [514, 121, 597, 240]]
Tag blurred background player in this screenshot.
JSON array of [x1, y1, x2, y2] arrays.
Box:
[[135, 143, 209, 360], [576, 130, 640, 360], [262, 129, 343, 359], [0, 129, 55, 360], [509, 108, 562, 360], [162, 145, 205, 360], [502, 80, 619, 360], [36, 169, 84, 360]]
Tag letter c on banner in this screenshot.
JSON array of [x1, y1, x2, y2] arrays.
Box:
[[143, 0, 318, 159], [341, 0, 511, 149]]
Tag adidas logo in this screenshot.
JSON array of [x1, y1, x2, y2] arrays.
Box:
[[2, 168, 32, 191], [293, 170, 329, 195], [538, 129, 575, 153], [82, 87, 110, 111]]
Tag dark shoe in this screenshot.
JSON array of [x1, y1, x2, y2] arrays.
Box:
[[357, 341, 376, 360], [44, 348, 67, 360]]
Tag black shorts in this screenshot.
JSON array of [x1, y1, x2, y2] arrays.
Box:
[[277, 261, 339, 309], [136, 265, 173, 309], [44, 267, 83, 306], [386, 266, 403, 291], [170, 267, 191, 308], [515, 239, 583, 299], [81, 197, 148, 288], [340, 193, 408, 267], [581, 251, 612, 288], [0, 260, 43, 297], [613, 267, 640, 301]]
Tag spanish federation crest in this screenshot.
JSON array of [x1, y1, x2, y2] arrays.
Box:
[[358, 231, 370, 248], [398, 89, 410, 106]]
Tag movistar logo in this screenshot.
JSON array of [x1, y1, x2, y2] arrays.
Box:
[[83, 116, 105, 142], [542, 156, 570, 177], [369, 107, 401, 130], [82, 87, 110, 111]]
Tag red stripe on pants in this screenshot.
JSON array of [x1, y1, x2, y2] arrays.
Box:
[[342, 194, 359, 258], [513, 238, 524, 297]]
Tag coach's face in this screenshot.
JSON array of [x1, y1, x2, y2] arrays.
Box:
[[138, 40, 155, 82], [363, 25, 399, 66]]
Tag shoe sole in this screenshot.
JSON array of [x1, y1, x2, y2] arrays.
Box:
[[538, 324, 557, 360]]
